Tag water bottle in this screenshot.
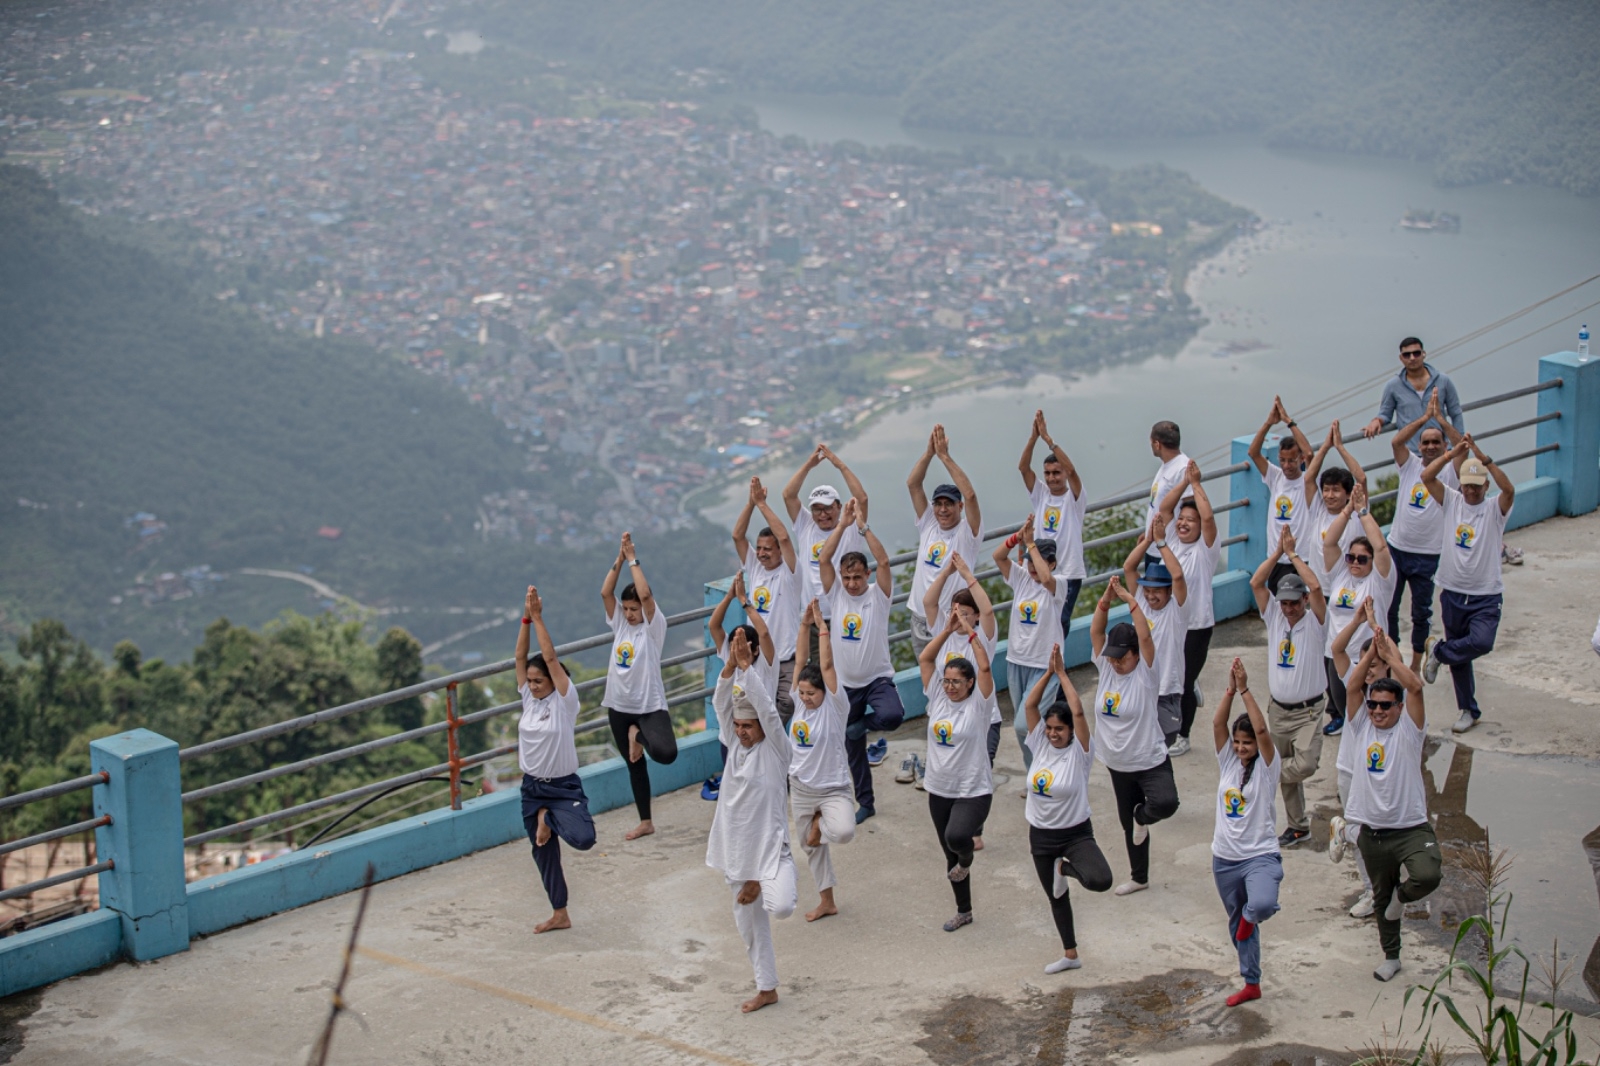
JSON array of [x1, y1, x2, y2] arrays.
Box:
[[1580, 323, 1590, 361]]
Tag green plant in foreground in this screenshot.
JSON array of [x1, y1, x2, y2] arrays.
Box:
[[1358, 846, 1596, 1066]]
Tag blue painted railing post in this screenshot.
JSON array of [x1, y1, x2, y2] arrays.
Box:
[[1228, 436, 1267, 576], [703, 576, 744, 737], [91, 729, 189, 962], [1537, 352, 1600, 516]]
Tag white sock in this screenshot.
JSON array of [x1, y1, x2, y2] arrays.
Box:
[[1384, 887, 1406, 921], [1045, 956, 1082, 974], [1052, 859, 1070, 899], [1374, 958, 1403, 982], [1132, 820, 1149, 846], [1114, 880, 1148, 896]]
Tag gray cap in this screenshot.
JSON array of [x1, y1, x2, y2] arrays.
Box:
[[1276, 574, 1310, 601]]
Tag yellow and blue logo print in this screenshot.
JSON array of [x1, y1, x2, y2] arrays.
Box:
[[1274, 494, 1294, 520], [1408, 483, 1430, 510], [1366, 741, 1387, 774], [1455, 524, 1476, 550], [791, 720, 812, 748], [1043, 506, 1062, 533], [1276, 637, 1296, 669], [945, 649, 965, 663], [810, 541, 824, 564], [933, 719, 956, 747], [1030, 767, 1055, 796], [1335, 587, 1358, 609], [615, 641, 636, 669], [1223, 787, 1247, 819], [751, 585, 773, 614], [1019, 600, 1040, 625], [1150, 479, 1160, 505], [1101, 692, 1122, 717], [841, 612, 865, 641], [923, 540, 948, 569]]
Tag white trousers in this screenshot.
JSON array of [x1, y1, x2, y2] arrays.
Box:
[[1337, 769, 1374, 893], [726, 847, 797, 991], [789, 780, 856, 892]]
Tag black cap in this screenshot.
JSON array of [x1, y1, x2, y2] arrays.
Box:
[[932, 483, 963, 503], [1104, 621, 1139, 658]]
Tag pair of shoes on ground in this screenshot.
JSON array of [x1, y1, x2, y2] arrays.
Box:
[[895, 753, 924, 783], [866, 738, 888, 766], [700, 774, 721, 801], [1166, 735, 1191, 757], [1501, 545, 1524, 566]]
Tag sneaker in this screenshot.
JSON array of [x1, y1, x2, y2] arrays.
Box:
[[1422, 641, 1441, 685], [1328, 815, 1348, 863], [854, 805, 875, 825], [1349, 890, 1375, 919], [895, 755, 918, 784], [1502, 545, 1523, 566], [866, 738, 888, 766], [1278, 827, 1310, 848], [942, 911, 974, 932], [1323, 715, 1344, 737], [1166, 735, 1191, 757], [1451, 711, 1477, 733], [913, 756, 927, 791], [700, 775, 721, 801]]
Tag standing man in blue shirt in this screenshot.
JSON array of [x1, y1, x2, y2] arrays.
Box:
[[1362, 337, 1465, 445]]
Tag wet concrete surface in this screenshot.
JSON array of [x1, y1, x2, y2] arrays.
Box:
[[0, 992, 39, 1065]]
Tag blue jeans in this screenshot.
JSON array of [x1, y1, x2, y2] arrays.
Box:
[[521, 773, 597, 911], [844, 676, 906, 811], [1056, 578, 1085, 638], [1387, 547, 1440, 654], [1007, 661, 1059, 771], [1437, 591, 1502, 718], [1212, 852, 1283, 984]]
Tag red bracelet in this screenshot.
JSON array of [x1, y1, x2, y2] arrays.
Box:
[[522, 618, 531, 625], [1005, 533, 1020, 549]]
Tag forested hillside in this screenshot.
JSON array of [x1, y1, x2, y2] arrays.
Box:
[[479, 0, 1600, 195]]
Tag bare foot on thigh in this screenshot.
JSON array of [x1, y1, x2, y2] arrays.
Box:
[[972, 835, 985, 851], [625, 819, 655, 840], [806, 813, 823, 850], [534, 908, 572, 934], [534, 808, 552, 847], [805, 889, 838, 922], [741, 988, 779, 1013], [627, 723, 643, 763]]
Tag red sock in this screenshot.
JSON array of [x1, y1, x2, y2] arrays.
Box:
[[1234, 917, 1255, 942], [1226, 983, 1261, 1007]]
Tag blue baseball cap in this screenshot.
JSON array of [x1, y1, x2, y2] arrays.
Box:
[[932, 483, 963, 503]]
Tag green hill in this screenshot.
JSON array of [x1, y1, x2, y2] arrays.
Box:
[[0, 166, 729, 663], [476, 0, 1600, 196]]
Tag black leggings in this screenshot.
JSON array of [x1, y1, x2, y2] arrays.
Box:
[[928, 792, 992, 914], [607, 708, 678, 821], [1179, 626, 1214, 738], [1029, 821, 1114, 951], [1107, 760, 1180, 884]]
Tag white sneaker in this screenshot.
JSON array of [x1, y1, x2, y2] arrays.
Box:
[[1349, 890, 1375, 919], [1114, 880, 1148, 897], [1422, 641, 1441, 684], [1167, 735, 1191, 757], [1052, 858, 1070, 899], [1328, 815, 1348, 864], [895, 755, 917, 784], [1451, 711, 1478, 734]]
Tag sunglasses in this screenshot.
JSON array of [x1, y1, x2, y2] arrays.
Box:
[[1400, 350, 1425, 359], [1366, 699, 1397, 711], [1346, 553, 1372, 565]]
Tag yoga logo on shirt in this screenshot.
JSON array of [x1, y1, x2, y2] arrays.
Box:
[[932, 719, 955, 747], [1408, 484, 1430, 510], [1223, 787, 1247, 818], [615, 641, 636, 669], [1019, 600, 1040, 625], [751, 585, 773, 614], [1276, 637, 1296, 669], [790, 720, 812, 748], [1274, 494, 1294, 520], [1030, 767, 1055, 796], [840, 612, 864, 642], [1150, 479, 1160, 506], [1454, 523, 1476, 551], [1101, 692, 1122, 717], [923, 540, 948, 569], [810, 541, 824, 565], [1366, 741, 1387, 774], [1042, 506, 1062, 533], [1335, 587, 1357, 610]]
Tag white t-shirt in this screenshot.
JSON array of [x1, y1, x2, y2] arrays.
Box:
[[716, 638, 779, 702], [1322, 559, 1393, 658], [1091, 652, 1166, 773], [1386, 453, 1459, 555], [923, 680, 996, 799], [786, 684, 850, 792], [1262, 462, 1319, 558], [602, 605, 668, 714], [516, 682, 581, 779], [792, 512, 864, 620], [1030, 480, 1088, 580], [1212, 745, 1282, 862], [1148, 453, 1191, 533], [1142, 594, 1187, 696], [1170, 533, 1222, 629], [826, 583, 894, 688], [744, 548, 801, 662], [1023, 723, 1093, 830], [1345, 710, 1428, 829], [1335, 662, 1364, 777], [1261, 599, 1328, 705], [1437, 486, 1511, 596], [1304, 493, 1360, 589], [937, 626, 1001, 725], [909, 508, 982, 622], [1004, 565, 1065, 669]]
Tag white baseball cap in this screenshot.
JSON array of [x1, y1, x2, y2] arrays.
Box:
[[808, 485, 841, 507]]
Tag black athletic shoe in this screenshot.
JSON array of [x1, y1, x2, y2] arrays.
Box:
[[1278, 827, 1310, 848]]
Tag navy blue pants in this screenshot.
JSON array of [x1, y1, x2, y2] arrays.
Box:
[[521, 773, 596, 911], [1437, 591, 1502, 719], [1387, 547, 1440, 654], [844, 675, 906, 811], [1055, 578, 1085, 637]]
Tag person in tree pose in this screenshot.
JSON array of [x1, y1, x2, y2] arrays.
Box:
[[600, 532, 675, 840]]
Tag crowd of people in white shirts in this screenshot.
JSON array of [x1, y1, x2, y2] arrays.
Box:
[[510, 336, 1532, 1012]]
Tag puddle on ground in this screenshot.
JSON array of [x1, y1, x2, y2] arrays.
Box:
[[0, 988, 41, 1065], [1207, 1046, 1356, 1066], [917, 968, 1269, 1065], [1315, 738, 1600, 1015]]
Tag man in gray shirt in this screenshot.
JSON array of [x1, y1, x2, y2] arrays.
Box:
[[1362, 337, 1464, 446]]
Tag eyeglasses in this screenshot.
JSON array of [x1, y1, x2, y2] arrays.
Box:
[[1400, 349, 1425, 359], [1346, 553, 1372, 565], [1365, 699, 1397, 711], [940, 677, 967, 688]]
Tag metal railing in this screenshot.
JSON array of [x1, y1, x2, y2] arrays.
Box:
[[0, 376, 1563, 897]]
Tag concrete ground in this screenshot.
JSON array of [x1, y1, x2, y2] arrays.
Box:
[[6, 513, 1598, 1066]]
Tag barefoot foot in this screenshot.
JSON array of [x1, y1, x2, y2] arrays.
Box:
[[534, 807, 552, 847], [534, 909, 572, 934], [624, 819, 655, 840], [627, 723, 644, 764], [806, 813, 823, 850], [741, 988, 779, 1013], [972, 835, 985, 852], [805, 890, 837, 922]]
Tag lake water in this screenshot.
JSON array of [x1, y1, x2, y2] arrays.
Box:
[[704, 92, 1600, 550]]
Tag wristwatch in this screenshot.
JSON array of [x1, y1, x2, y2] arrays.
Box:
[[1153, 538, 1168, 549], [1357, 507, 1370, 518]]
